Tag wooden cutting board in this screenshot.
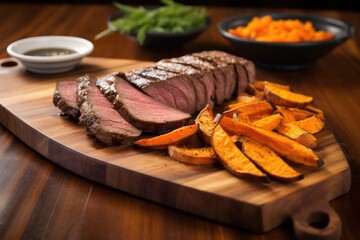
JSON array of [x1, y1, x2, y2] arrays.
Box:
[[0, 57, 351, 239]]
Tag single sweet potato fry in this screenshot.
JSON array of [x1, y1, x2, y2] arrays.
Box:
[[242, 138, 303, 182], [297, 115, 325, 134], [233, 112, 251, 123], [195, 104, 215, 145], [230, 134, 242, 143], [219, 116, 323, 167], [252, 113, 283, 131], [223, 100, 275, 121], [235, 93, 261, 102], [135, 124, 198, 149], [304, 105, 325, 120], [168, 145, 218, 165], [253, 81, 291, 91], [276, 106, 296, 123], [226, 94, 260, 110], [227, 101, 253, 111], [245, 83, 266, 100], [211, 124, 269, 182], [264, 85, 313, 108], [277, 122, 318, 149], [288, 108, 314, 120]]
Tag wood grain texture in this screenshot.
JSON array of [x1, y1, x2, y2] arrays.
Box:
[[0, 57, 351, 235], [1, 3, 360, 240]]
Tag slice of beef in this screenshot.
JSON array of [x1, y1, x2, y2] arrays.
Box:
[[167, 55, 215, 110], [126, 66, 197, 114], [53, 80, 81, 120], [165, 57, 216, 109], [190, 53, 233, 104], [97, 73, 191, 134], [234, 61, 249, 94], [238, 56, 256, 86], [156, 60, 207, 111], [125, 71, 178, 112], [77, 74, 141, 146], [193, 51, 237, 100], [229, 56, 255, 93], [171, 55, 228, 105], [194, 51, 255, 95]]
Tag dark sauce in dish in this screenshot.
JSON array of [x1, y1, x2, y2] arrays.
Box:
[[24, 48, 77, 56]]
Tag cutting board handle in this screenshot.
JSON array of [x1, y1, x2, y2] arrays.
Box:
[[291, 201, 341, 240]]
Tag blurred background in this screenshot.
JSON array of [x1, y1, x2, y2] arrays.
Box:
[[1, 0, 358, 10]]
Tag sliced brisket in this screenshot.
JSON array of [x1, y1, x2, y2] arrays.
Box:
[[77, 74, 141, 146], [53, 80, 81, 120], [97, 73, 191, 134]]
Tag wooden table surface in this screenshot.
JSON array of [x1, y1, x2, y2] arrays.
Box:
[[1, 3, 359, 239]]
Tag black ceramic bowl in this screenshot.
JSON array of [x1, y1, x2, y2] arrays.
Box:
[[218, 13, 354, 70], [108, 11, 211, 49]]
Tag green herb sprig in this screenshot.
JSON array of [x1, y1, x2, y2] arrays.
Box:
[[95, 0, 209, 44]]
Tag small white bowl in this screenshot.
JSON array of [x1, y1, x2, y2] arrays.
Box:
[[7, 36, 93, 74]]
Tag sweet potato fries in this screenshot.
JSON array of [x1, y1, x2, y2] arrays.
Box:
[[135, 80, 325, 183]]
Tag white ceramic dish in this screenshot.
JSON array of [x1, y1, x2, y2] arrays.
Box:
[[7, 36, 93, 74]]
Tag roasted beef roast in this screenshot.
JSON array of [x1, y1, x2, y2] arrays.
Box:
[[97, 73, 191, 134], [53, 51, 256, 146], [77, 74, 142, 146]]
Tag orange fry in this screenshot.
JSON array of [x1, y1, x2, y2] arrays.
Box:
[[135, 124, 198, 149], [211, 124, 269, 182]]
